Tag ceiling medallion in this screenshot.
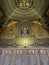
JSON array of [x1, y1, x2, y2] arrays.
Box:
[[15, 0, 34, 10]]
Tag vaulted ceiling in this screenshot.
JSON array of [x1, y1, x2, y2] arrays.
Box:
[[0, 0, 49, 46], [0, 0, 49, 20], [0, 0, 49, 30]]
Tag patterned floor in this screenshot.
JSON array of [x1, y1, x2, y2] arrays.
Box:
[[0, 48, 49, 65]]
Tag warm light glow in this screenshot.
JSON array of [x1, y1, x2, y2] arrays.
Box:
[[20, 50, 22, 54], [7, 21, 17, 27], [18, 38, 32, 46], [47, 50, 49, 57], [32, 50, 35, 54], [17, 50, 19, 54], [6, 50, 8, 54], [43, 50, 46, 53], [9, 50, 11, 54], [40, 50, 43, 54], [33, 20, 42, 25]]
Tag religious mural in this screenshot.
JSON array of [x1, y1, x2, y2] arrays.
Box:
[[19, 23, 31, 36]]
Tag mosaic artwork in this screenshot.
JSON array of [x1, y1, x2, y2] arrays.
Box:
[[19, 23, 31, 36], [0, 0, 49, 65], [15, 0, 34, 10]]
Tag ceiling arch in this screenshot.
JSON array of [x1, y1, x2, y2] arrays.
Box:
[[0, 0, 49, 21]]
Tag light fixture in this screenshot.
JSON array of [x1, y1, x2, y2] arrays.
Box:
[[16, 50, 19, 54], [20, 50, 22, 54], [18, 38, 32, 46], [6, 50, 8, 54], [40, 50, 43, 54], [43, 50, 46, 53], [9, 50, 11, 54], [32, 50, 35, 54]]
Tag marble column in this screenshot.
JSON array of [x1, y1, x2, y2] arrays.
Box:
[[47, 49, 49, 65], [35, 50, 41, 65], [10, 49, 16, 65], [40, 49, 48, 65], [1, 49, 5, 65]]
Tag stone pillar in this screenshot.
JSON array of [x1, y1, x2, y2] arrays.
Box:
[[47, 49, 49, 65], [1, 49, 5, 65], [35, 49, 41, 65], [10, 49, 16, 65], [25, 50, 28, 65]]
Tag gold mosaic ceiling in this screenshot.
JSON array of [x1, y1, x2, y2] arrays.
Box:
[[0, 0, 49, 21], [15, 0, 34, 10], [0, 0, 49, 47]]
